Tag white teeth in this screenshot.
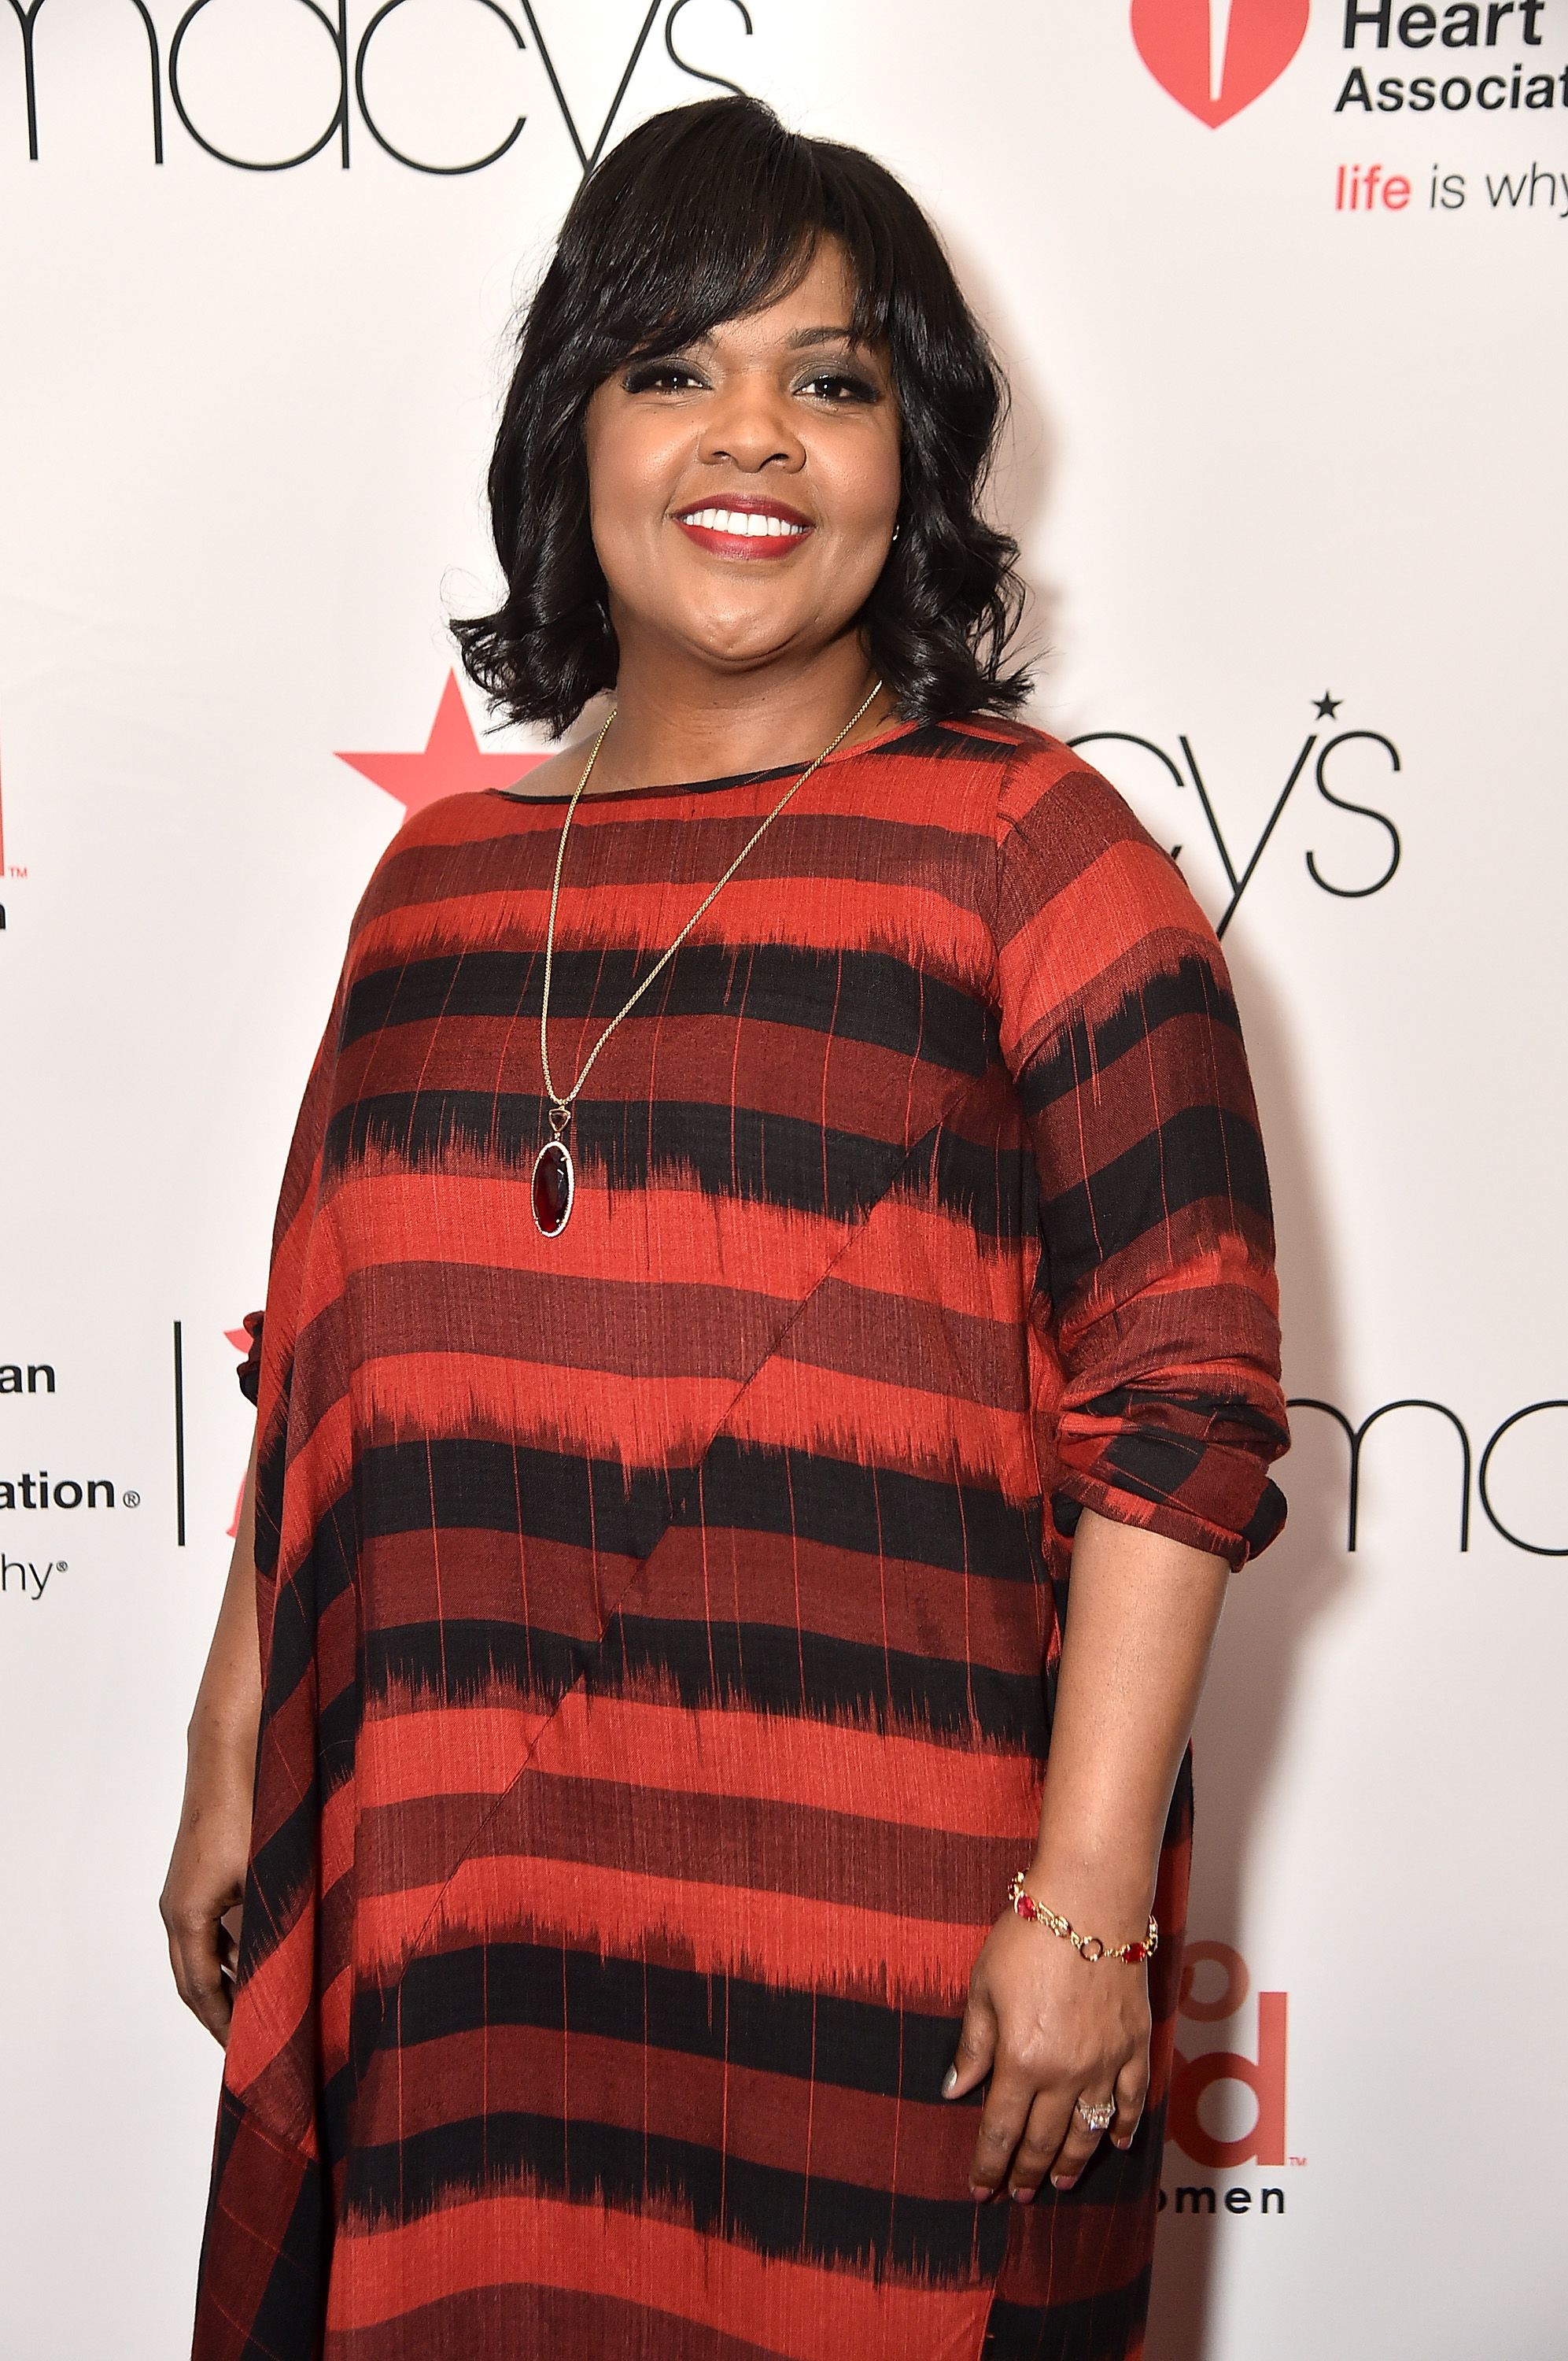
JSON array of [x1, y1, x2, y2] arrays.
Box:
[[681, 507, 806, 538]]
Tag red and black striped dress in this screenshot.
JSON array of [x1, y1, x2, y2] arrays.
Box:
[[195, 715, 1287, 2361]]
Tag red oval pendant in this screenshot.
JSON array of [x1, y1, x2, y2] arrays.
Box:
[[531, 1139, 574, 1235]]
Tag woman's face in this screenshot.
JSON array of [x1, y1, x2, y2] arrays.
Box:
[[583, 240, 902, 681]]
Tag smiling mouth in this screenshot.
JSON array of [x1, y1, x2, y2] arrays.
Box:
[[672, 502, 814, 558]]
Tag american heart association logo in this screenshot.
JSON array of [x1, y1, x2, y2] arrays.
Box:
[[1131, 0, 1311, 127]]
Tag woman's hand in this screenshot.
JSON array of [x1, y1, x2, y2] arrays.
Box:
[[161, 1427, 263, 2045], [939, 1509, 1231, 2202], [944, 1907, 1151, 2200], [160, 1744, 252, 2045]]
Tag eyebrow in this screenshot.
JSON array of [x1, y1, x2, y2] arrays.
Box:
[[657, 323, 871, 360]]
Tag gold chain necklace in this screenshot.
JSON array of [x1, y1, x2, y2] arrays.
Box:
[[530, 676, 885, 1236]]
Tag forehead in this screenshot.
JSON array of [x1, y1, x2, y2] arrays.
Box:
[[700, 240, 862, 346]]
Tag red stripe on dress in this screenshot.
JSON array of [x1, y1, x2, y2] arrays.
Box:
[[332, 1010, 948, 1147], [996, 854, 1212, 1063], [323, 2192, 994, 2358], [376, 1851, 987, 2009], [222, 1911, 319, 2120], [347, 1347, 1042, 1493], [315, 1173, 1020, 1297], [358, 1519, 1050, 1689], [345, 2021, 976, 2202], [623, 1528, 1054, 1673], [353, 867, 994, 975], [356, 1696, 1041, 1831], [356, 1701, 552, 1811], [355, 1350, 749, 1471]]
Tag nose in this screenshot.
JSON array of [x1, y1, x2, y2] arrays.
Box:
[[695, 371, 806, 475]]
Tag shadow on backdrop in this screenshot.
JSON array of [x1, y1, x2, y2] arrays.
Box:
[[1145, 933, 1352, 2359], [928, 224, 1345, 2359], [951, 230, 1350, 2354]]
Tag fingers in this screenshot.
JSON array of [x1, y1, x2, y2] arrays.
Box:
[[161, 1903, 234, 2046], [1042, 2091, 1115, 2193], [959, 2055, 1149, 2200], [219, 1903, 244, 1986], [1005, 2087, 1075, 2201], [942, 1994, 996, 2102], [1109, 2053, 1149, 2152], [944, 1928, 1153, 2204], [968, 2065, 1038, 2201], [1047, 2055, 1152, 2191]]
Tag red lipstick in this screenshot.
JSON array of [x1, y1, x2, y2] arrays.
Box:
[[671, 493, 814, 560]]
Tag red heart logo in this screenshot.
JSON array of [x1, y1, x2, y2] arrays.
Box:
[[1131, 0, 1310, 128]]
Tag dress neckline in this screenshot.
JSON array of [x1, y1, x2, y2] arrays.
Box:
[[489, 713, 924, 805]]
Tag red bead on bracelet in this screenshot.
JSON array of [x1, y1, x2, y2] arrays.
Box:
[[1006, 1872, 1158, 1966]]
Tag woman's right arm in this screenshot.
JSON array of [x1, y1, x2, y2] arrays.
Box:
[[160, 1424, 263, 2046]]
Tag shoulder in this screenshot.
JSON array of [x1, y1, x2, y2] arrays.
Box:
[[983, 719, 1174, 889], [899, 715, 1176, 903], [987, 722, 1163, 862], [882, 715, 1160, 855], [980, 722, 1223, 984], [343, 789, 518, 952]]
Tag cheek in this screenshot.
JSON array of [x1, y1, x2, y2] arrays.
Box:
[[822, 423, 902, 539], [585, 409, 678, 572]]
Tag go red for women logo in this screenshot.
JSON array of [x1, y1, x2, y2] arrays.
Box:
[[1169, 1941, 1290, 2166], [1132, 0, 1312, 126]]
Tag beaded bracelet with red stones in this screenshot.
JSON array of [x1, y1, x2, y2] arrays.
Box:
[[1005, 1872, 1159, 1966]]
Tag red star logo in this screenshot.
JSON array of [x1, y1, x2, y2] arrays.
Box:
[[334, 671, 545, 817]]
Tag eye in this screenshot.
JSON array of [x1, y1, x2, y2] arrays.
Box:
[[622, 359, 707, 395], [797, 369, 881, 405]]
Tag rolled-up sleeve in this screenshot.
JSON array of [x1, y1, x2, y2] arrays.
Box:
[[993, 748, 1289, 1570]]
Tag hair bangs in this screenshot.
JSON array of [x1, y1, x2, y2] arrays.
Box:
[[585, 112, 895, 368]]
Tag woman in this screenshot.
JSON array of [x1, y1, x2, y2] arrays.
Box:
[[164, 96, 1287, 2360]]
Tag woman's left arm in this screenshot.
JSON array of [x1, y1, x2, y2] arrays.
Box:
[[945, 1507, 1227, 2198], [955, 748, 1295, 2200]]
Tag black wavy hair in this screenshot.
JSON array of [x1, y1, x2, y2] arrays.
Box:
[[452, 97, 1030, 737]]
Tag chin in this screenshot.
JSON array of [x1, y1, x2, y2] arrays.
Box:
[[666, 602, 811, 671]]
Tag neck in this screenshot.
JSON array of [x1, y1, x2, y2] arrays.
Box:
[[587, 631, 895, 792]]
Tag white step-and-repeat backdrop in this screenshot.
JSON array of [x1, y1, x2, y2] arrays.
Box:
[[2, 6, 1563, 2355]]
